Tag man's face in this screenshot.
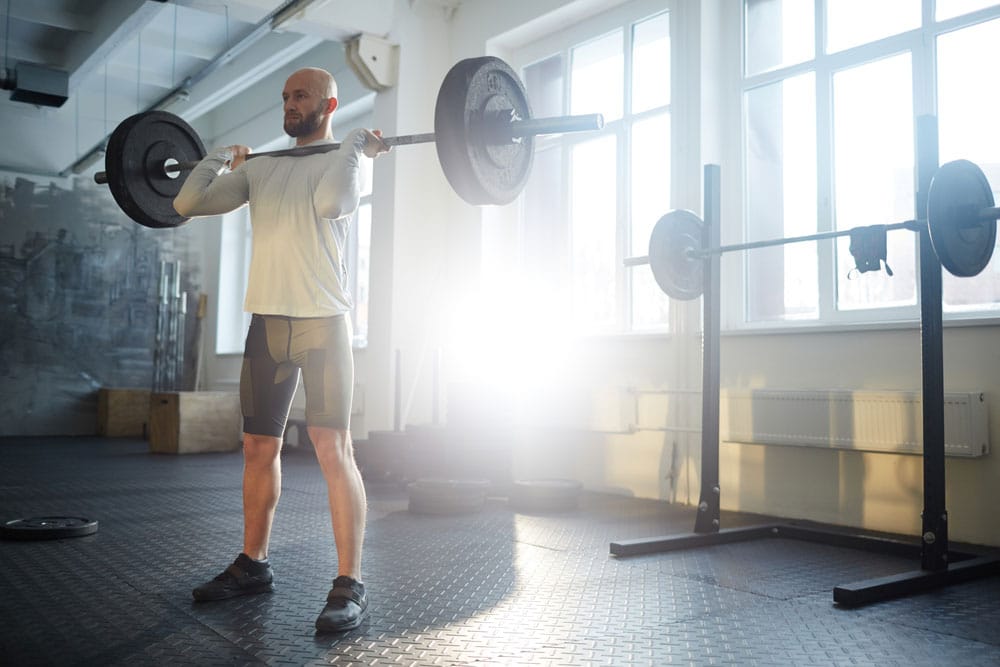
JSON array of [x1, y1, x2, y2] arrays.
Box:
[[282, 79, 327, 138]]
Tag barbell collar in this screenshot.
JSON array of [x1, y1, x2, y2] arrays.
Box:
[[510, 113, 605, 137], [623, 255, 651, 267]]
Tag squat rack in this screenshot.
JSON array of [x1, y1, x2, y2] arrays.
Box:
[[611, 115, 1000, 606]]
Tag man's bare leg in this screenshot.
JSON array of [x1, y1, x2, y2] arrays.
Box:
[[312, 425, 369, 632], [191, 432, 281, 601], [242, 433, 283, 560], [308, 426, 366, 578]]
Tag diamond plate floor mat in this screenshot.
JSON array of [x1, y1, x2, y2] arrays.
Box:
[[1, 437, 998, 666]]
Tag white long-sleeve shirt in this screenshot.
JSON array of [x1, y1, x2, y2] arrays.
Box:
[[174, 130, 371, 318]]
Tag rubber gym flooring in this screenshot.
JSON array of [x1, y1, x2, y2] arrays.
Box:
[[1, 436, 999, 666]]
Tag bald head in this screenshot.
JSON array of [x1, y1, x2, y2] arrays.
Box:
[[287, 67, 338, 99], [282, 67, 339, 144]]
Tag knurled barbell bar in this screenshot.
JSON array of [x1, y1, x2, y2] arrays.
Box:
[[93, 56, 604, 229], [625, 159, 998, 300]]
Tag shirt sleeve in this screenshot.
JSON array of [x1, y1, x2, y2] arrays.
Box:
[[312, 129, 368, 220], [173, 147, 250, 217]]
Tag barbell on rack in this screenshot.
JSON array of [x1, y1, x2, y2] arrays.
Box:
[[625, 159, 998, 300], [93, 56, 604, 228]]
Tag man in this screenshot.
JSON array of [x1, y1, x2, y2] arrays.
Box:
[[173, 67, 388, 633]]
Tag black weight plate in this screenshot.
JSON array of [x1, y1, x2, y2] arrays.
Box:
[[105, 110, 205, 229], [408, 478, 489, 515], [1, 516, 99, 540], [435, 56, 534, 206], [927, 159, 997, 277], [648, 210, 706, 300]]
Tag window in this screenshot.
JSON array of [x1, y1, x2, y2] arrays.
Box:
[[216, 206, 252, 354], [741, 0, 1000, 326], [349, 164, 373, 347], [517, 2, 672, 334]]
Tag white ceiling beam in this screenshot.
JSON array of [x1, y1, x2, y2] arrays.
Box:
[[170, 0, 285, 24], [65, 0, 165, 90], [7, 3, 95, 32], [167, 30, 324, 121], [138, 31, 219, 62], [0, 42, 62, 66]]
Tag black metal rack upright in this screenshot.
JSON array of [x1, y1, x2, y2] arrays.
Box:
[[611, 116, 1000, 606]]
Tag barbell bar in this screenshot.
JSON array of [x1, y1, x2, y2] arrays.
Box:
[[93, 56, 606, 228], [626, 159, 998, 300], [93, 112, 603, 186]]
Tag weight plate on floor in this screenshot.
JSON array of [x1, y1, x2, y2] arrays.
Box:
[[648, 210, 706, 300], [408, 478, 489, 515], [927, 159, 997, 277], [105, 110, 205, 229], [434, 56, 534, 206], [0, 516, 99, 540]]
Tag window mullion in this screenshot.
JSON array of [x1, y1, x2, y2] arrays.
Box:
[[621, 18, 633, 331], [815, 58, 836, 319]]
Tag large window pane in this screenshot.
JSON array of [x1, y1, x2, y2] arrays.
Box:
[[359, 153, 373, 198], [826, 0, 921, 53], [524, 54, 564, 119], [572, 30, 624, 122], [832, 54, 915, 311], [937, 19, 1000, 311], [631, 112, 670, 329], [216, 208, 252, 354], [745, 0, 815, 76], [523, 146, 569, 322], [936, 0, 1000, 21], [632, 12, 669, 114], [745, 73, 818, 321], [571, 135, 618, 331], [353, 203, 371, 345]]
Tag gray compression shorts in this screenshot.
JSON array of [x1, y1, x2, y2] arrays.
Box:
[[240, 313, 354, 437]]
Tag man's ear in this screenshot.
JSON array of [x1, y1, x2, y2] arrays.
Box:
[[325, 97, 339, 114]]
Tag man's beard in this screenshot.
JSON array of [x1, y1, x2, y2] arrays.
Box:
[[284, 105, 324, 138]]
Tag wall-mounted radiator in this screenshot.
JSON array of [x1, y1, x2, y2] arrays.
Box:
[[626, 388, 989, 458]]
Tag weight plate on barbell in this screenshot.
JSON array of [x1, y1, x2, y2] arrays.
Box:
[[648, 210, 706, 300], [105, 110, 206, 229], [434, 56, 534, 206], [926, 159, 997, 277]]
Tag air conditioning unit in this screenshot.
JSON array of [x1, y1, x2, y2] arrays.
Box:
[[9, 62, 69, 107]]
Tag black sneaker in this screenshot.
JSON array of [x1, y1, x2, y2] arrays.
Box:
[[192, 553, 275, 602], [315, 576, 368, 633]]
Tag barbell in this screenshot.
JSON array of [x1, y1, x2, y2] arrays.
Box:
[[93, 56, 604, 228], [626, 159, 998, 300]]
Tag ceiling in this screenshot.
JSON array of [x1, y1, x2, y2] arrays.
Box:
[[0, 0, 400, 177]]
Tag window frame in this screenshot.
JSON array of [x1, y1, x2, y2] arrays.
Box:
[[507, 0, 687, 337], [734, 0, 1000, 332]]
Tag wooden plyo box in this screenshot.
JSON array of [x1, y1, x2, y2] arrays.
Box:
[[97, 388, 151, 437], [149, 391, 242, 454]]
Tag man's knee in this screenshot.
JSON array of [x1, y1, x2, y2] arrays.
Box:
[[309, 427, 354, 466], [243, 433, 282, 466]]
